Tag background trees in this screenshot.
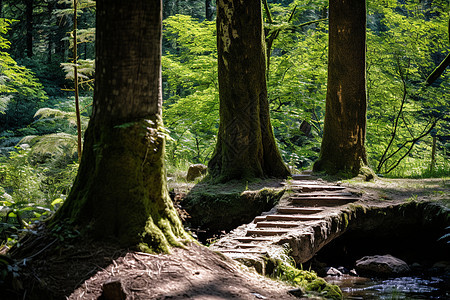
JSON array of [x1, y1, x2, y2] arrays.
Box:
[[0, 1, 448, 233]]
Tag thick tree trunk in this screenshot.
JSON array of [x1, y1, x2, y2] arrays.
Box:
[[209, 0, 290, 182], [313, 0, 368, 176], [52, 0, 191, 253], [25, 0, 33, 58]]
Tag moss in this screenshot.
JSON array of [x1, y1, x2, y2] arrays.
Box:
[[269, 260, 342, 299], [52, 118, 192, 253], [305, 278, 343, 299], [341, 212, 349, 230], [183, 182, 285, 232]]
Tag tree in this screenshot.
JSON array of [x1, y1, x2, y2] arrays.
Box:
[[313, 0, 368, 176], [426, 16, 450, 85], [208, 0, 290, 182], [205, 0, 214, 21], [52, 0, 191, 252], [0, 18, 47, 113]]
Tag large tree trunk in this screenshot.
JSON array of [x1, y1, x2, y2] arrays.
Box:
[[52, 0, 191, 253], [313, 0, 368, 176], [25, 0, 33, 58], [208, 0, 290, 182]]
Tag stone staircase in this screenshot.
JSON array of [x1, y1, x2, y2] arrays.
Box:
[[209, 173, 362, 272]]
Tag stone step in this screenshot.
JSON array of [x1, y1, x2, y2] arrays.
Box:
[[246, 229, 291, 236], [254, 216, 266, 222], [236, 243, 261, 249], [289, 180, 322, 186], [265, 214, 323, 222], [276, 207, 323, 214], [292, 174, 316, 180], [291, 185, 346, 192], [218, 249, 266, 254], [235, 237, 273, 243], [291, 185, 345, 193], [256, 221, 299, 228], [253, 216, 267, 223], [290, 196, 359, 207], [291, 192, 354, 198]]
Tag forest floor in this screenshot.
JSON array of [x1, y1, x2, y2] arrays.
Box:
[[1, 176, 448, 300]]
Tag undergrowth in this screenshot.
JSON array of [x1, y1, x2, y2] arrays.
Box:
[[0, 148, 77, 249]]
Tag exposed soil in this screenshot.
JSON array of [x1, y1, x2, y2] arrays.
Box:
[[1, 231, 298, 300]]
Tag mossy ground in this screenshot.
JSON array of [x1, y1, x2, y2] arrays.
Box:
[[181, 179, 285, 234], [269, 260, 343, 299]]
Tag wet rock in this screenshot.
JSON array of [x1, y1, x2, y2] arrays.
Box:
[[288, 288, 305, 298], [326, 267, 343, 276], [186, 164, 207, 181], [410, 262, 423, 273], [349, 269, 358, 276], [337, 266, 349, 275], [355, 254, 410, 277], [429, 261, 450, 275]]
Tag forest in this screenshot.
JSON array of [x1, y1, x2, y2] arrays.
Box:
[[0, 0, 449, 299]]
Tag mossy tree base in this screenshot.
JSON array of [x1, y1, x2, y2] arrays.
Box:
[[52, 119, 192, 253]]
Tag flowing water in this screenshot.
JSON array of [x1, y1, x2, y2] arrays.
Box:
[[325, 275, 449, 299]]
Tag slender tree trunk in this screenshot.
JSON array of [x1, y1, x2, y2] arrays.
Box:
[[205, 0, 214, 21], [426, 52, 450, 85], [52, 0, 191, 252], [313, 0, 368, 176], [73, 0, 82, 161], [25, 0, 33, 58], [208, 0, 290, 182], [430, 135, 437, 172], [47, 2, 53, 64]]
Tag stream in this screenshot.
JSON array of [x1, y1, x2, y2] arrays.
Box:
[[325, 275, 449, 299]]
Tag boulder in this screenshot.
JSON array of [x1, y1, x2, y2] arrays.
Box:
[[355, 254, 410, 277], [186, 164, 207, 181]]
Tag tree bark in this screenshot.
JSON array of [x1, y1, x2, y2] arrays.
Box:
[[209, 0, 290, 182], [52, 0, 191, 252], [313, 0, 368, 176], [426, 53, 450, 85], [25, 0, 33, 58], [206, 0, 214, 21]]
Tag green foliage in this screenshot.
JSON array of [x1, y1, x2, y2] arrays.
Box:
[[366, 1, 449, 176], [0, 148, 78, 247], [31, 107, 89, 135], [0, 18, 47, 115], [163, 15, 218, 166]]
